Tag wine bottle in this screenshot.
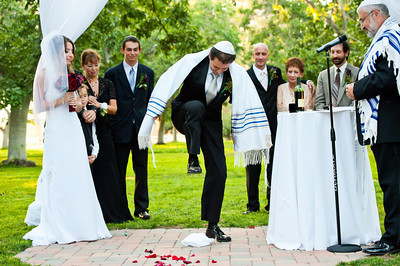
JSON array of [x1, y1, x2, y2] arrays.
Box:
[[294, 77, 304, 111]]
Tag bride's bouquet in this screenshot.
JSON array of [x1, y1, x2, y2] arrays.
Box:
[[55, 73, 86, 112], [67, 73, 85, 112]]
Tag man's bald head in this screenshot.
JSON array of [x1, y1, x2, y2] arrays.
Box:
[[252, 43, 270, 70]]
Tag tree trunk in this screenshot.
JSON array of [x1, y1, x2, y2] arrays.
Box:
[[1, 122, 9, 148], [1, 109, 9, 148], [173, 126, 177, 142], [6, 93, 35, 166], [157, 116, 165, 144]]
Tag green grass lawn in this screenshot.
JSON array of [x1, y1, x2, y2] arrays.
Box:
[[0, 142, 399, 265]]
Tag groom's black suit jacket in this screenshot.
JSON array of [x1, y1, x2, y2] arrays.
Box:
[[171, 57, 231, 123], [105, 62, 154, 143], [247, 65, 285, 143]]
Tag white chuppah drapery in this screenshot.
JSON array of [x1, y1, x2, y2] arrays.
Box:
[[33, 0, 108, 118]]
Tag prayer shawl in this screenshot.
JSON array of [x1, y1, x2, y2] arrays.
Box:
[[358, 16, 400, 144], [138, 48, 271, 166]]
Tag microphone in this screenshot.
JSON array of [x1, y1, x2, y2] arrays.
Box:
[[316, 35, 347, 53]]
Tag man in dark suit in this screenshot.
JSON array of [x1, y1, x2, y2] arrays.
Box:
[[105, 36, 154, 220], [171, 41, 235, 242], [244, 43, 285, 214], [346, 2, 400, 255]]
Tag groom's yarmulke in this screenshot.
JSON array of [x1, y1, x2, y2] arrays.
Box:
[[213, 41, 235, 55]]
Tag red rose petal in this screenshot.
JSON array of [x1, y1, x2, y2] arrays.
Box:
[[179, 256, 186, 260], [212, 259, 217, 263], [195, 260, 200, 263], [145, 254, 157, 258], [183, 260, 191, 264], [145, 249, 153, 253], [191, 254, 195, 257], [172, 255, 179, 260], [249, 226, 255, 229], [132, 260, 138, 263], [160, 257, 167, 260]]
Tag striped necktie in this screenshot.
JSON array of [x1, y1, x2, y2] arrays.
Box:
[[260, 71, 268, 91], [129, 67, 135, 92], [332, 69, 340, 106]]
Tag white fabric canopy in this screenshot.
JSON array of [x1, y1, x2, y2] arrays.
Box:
[[33, 0, 108, 118]]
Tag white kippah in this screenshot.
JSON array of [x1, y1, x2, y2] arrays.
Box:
[[213, 41, 235, 55], [359, 0, 383, 8]]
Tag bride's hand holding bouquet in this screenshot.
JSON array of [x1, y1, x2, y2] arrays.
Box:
[[63, 91, 82, 112]]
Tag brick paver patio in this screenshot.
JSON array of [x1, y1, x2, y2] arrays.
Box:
[[16, 226, 368, 265]]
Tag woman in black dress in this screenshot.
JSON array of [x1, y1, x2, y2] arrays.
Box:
[[81, 49, 133, 223]]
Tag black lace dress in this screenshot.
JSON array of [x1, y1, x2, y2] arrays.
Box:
[[88, 77, 133, 223]]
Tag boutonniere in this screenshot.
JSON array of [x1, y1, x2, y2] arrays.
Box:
[[268, 67, 278, 85], [136, 73, 148, 90], [220, 77, 232, 94], [343, 69, 353, 87]]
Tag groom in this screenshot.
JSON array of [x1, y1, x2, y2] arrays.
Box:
[[170, 42, 236, 242]]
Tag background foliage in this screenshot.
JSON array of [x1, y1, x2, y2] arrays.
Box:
[[1, 0, 372, 160]]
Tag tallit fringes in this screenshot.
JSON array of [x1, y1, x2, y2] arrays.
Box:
[[138, 136, 151, 150], [234, 149, 268, 167]]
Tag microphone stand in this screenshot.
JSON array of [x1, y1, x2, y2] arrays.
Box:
[[323, 50, 362, 253]]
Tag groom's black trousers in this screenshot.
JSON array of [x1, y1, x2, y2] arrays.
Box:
[[172, 100, 227, 223]]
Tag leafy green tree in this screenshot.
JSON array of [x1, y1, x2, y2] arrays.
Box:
[[240, 0, 368, 82], [0, 0, 40, 165], [0, 0, 202, 161]]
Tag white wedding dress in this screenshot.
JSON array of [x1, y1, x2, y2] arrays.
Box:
[[24, 103, 111, 246]]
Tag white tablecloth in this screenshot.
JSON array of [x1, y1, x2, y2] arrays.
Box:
[[266, 108, 381, 251]]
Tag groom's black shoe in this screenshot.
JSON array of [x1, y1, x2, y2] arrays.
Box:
[[135, 211, 150, 220], [362, 241, 400, 255], [187, 158, 202, 174], [206, 225, 231, 242]]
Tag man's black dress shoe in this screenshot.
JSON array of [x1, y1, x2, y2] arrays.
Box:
[[243, 209, 259, 214], [187, 159, 202, 174], [206, 225, 231, 242], [362, 241, 400, 255], [134, 211, 150, 220]]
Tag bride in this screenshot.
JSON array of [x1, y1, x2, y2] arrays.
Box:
[[24, 36, 111, 246]]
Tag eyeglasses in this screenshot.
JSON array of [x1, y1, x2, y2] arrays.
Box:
[[358, 10, 374, 25]]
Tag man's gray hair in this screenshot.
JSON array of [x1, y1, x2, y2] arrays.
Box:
[[360, 4, 390, 17]]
